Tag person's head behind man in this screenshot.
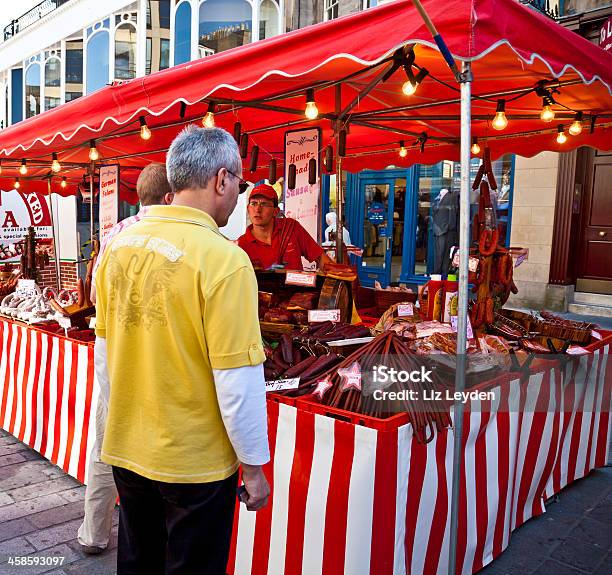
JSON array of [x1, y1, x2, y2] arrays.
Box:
[[247, 184, 279, 228], [137, 162, 173, 206], [166, 125, 244, 227]]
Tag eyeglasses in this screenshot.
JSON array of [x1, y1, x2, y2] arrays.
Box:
[[248, 200, 276, 209], [226, 169, 250, 194]]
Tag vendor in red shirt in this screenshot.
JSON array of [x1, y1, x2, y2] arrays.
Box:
[[237, 184, 332, 271]]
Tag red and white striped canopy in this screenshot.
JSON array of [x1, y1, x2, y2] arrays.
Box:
[[0, 0, 610, 201]]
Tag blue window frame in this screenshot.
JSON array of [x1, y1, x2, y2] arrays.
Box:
[[174, 1, 192, 65], [10, 68, 23, 124]]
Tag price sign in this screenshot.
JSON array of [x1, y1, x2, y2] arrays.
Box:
[[308, 309, 341, 323], [58, 316, 72, 329], [16, 279, 39, 297], [397, 303, 414, 317], [591, 330, 602, 340], [265, 378, 300, 392], [285, 272, 317, 287], [451, 315, 474, 340]]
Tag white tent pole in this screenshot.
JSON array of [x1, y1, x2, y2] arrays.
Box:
[[448, 59, 472, 575], [47, 177, 62, 291]]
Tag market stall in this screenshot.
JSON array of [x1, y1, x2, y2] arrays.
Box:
[[0, 0, 611, 573]]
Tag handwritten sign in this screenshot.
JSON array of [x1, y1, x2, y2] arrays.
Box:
[[397, 303, 414, 317], [285, 271, 317, 287], [451, 315, 474, 340], [99, 165, 120, 241], [265, 378, 300, 392], [16, 279, 38, 297], [308, 309, 341, 323]]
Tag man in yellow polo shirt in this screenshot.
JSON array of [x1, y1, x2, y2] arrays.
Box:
[[95, 126, 270, 575]]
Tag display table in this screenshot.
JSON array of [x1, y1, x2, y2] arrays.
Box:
[[0, 315, 609, 575]]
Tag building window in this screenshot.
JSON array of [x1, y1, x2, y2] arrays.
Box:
[[65, 92, 82, 102], [44, 57, 61, 111], [324, 0, 339, 20], [65, 38, 83, 101], [198, 0, 252, 57], [25, 63, 41, 118], [115, 23, 137, 80], [11, 68, 23, 124], [174, 1, 192, 65], [146, 1, 171, 74], [260, 0, 279, 40], [86, 31, 110, 94]]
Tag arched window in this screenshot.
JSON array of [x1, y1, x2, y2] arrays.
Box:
[[65, 37, 83, 102], [115, 23, 137, 79], [44, 57, 61, 110], [174, 1, 192, 65], [259, 0, 279, 40], [198, 0, 252, 57], [86, 31, 110, 94], [146, 0, 171, 74], [25, 63, 41, 118]]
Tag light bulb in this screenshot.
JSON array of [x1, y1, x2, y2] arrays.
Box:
[[51, 153, 61, 173], [202, 111, 215, 128], [556, 125, 567, 144], [19, 160, 27, 175], [492, 112, 508, 131], [471, 138, 481, 155], [569, 120, 582, 136], [89, 140, 99, 162], [540, 105, 555, 123], [305, 101, 318, 120], [305, 89, 318, 120], [61, 177, 67, 189], [139, 117, 151, 140], [14, 178, 20, 189], [398, 140, 408, 158], [402, 80, 417, 96]]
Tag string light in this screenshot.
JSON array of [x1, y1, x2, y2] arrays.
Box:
[[402, 80, 417, 96], [202, 102, 216, 128], [402, 67, 428, 97], [61, 176, 67, 188], [492, 100, 508, 131], [556, 125, 567, 144], [89, 140, 99, 162], [14, 177, 20, 189], [139, 116, 151, 140], [305, 88, 319, 120], [471, 137, 481, 155], [569, 111, 583, 136], [540, 99, 555, 123], [51, 153, 61, 173], [399, 140, 408, 158], [19, 159, 27, 175]]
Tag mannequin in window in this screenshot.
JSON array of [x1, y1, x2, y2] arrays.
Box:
[[323, 212, 351, 246], [431, 188, 458, 274]]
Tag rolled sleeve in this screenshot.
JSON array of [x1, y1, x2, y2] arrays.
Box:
[[204, 265, 264, 370]]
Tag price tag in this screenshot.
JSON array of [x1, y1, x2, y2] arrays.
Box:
[[308, 309, 341, 323], [397, 303, 414, 317], [450, 315, 474, 340], [89, 317, 97, 329], [58, 316, 72, 329], [566, 346, 590, 355], [285, 272, 317, 287], [510, 248, 529, 268], [591, 330, 602, 340], [16, 279, 39, 297], [265, 378, 300, 392]]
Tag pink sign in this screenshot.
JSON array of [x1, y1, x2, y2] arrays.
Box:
[[601, 16, 612, 52]]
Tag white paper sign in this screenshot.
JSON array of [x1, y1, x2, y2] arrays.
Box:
[[284, 128, 320, 242], [308, 309, 341, 323], [58, 316, 72, 329], [397, 303, 414, 317], [99, 165, 120, 241], [451, 315, 474, 340], [285, 271, 317, 287], [265, 378, 300, 392], [591, 330, 602, 340], [16, 279, 38, 297]]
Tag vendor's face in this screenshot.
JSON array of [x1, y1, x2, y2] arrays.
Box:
[[248, 196, 279, 226]]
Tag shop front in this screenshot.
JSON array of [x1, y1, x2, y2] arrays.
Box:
[[329, 155, 515, 288]]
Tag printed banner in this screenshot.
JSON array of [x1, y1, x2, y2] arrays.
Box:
[[99, 164, 120, 240], [284, 128, 320, 242], [0, 190, 53, 262]]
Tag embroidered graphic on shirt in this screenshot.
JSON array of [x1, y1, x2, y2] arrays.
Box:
[[106, 236, 185, 330]]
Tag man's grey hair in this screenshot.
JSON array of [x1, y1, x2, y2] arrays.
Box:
[[166, 125, 241, 192]]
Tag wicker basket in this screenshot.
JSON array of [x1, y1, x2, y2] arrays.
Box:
[[374, 289, 417, 315]]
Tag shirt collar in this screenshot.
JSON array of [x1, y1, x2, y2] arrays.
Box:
[[145, 205, 219, 230], [244, 219, 282, 244]]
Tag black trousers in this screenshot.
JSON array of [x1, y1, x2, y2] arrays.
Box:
[[112, 466, 238, 575]]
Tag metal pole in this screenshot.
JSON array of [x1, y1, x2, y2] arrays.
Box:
[[89, 162, 95, 261], [47, 178, 61, 291], [334, 84, 344, 264], [448, 60, 472, 575]]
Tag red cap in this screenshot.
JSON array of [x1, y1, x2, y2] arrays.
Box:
[[249, 184, 278, 206]]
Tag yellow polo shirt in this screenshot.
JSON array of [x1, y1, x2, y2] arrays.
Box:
[[95, 205, 265, 483]]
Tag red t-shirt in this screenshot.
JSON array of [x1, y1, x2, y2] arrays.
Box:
[[237, 218, 323, 271]]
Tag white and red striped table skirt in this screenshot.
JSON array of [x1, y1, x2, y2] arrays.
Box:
[[1, 316, 610, 575]]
